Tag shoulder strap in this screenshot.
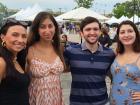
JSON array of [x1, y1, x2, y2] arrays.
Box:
[[30, 46, 35, 58]]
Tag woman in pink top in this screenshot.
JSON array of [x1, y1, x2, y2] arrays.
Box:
[[27, 12, 65, 105]]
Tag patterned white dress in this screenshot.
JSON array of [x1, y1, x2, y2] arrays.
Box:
[[29, 56, 64, 105]]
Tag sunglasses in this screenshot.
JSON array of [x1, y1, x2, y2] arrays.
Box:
[[0, 18, 28, 30]]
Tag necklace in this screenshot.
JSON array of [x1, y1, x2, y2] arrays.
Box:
[[13, 57, 17, 63], [12, 57, 24, 74]]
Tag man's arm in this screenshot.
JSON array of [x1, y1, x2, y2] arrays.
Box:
[[63, 46, 71, 73]]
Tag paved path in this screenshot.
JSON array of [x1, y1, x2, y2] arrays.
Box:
[[61, 73, 111, 105]]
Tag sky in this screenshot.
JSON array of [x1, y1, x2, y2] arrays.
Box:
[[0, 0, 130, 14]]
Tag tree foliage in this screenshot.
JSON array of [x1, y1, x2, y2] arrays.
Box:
[[0, 2, 7, 13], [0, 2, 8, 22], [74, 0, 94, 9], [113, 0, 140, 18]]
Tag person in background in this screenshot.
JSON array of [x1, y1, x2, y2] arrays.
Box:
[[99, 27, 112, 48], [110, 27, 117, 43], [75, 24, 80, 34], [110, 20, 140, 105], [0, 18, 30, 105], [61, 34, 69, 48], [64, 16, 115, 105], [27, 11, 65, 105], [61, 34, 79, 49]]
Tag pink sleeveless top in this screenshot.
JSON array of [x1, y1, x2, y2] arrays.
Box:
[[28, 48, 64, 105]]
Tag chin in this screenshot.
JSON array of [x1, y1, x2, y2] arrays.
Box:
[[15, 48, 24, 52], [124, 44, 133, 47], [44, 39, 52, 41], [89, 40, 98, 44], [123, 42, 134, 46], [87, 41, 97, 45]]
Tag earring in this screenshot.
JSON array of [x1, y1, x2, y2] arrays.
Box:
[[1, 41, 6, 47]]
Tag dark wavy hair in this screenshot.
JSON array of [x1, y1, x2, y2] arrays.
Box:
[[0, 20, 28, 76], [116, 20, 140, 54], [28, 11, 66, 69], [80, 16, 101, 32]]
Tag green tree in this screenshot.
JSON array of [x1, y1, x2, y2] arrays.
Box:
[[74, 0, 94, 8], [0, 2, 8, 26], [112, 0, 140, 18], [0, 3, 7, 13], [124, 1, 134, 18], [113, 3, 125, 18]]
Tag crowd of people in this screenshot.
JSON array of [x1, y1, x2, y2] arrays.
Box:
[[0, 11, 140, 105]]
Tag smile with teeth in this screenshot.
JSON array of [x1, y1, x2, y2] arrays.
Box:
[[15, 45, 24, 48], [44, 35, 51, 38], [14, 43, 25, 47], [89, 36, 97, 38], [44, 34, 49, 36]]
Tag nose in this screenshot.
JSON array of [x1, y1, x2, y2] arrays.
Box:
[[90, 29, 95, 34], [124, 32, 129, 37], [44, 27, 51, 33], [17, 36, 26, 43]]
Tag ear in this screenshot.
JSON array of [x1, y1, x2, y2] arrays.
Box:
[[79, 31, 83, 37], [1, 34, 5, 41]]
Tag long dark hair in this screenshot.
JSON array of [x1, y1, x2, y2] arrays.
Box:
[[28, 11, 66, 69], [0, 20, 28, 76], [116, 20, 140, 54]]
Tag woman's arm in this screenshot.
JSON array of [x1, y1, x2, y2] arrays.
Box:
[[132, 55, 140, 103], [0, 57, 6, 82], [25, 47, 32, 72]]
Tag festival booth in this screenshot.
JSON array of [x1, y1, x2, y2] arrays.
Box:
[[6, 4, 43, 21], [56, 7, 109, 21], [118, 15, 130, 23], [105, 16, 119, 25], [130, 14, 140, 23]]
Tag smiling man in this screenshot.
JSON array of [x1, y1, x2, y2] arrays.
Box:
[[64, 17, 115, 105]]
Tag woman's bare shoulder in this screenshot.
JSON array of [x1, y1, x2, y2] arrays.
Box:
[[27, 46, 35, 59]]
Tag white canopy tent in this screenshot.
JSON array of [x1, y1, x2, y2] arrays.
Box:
[[18, 4, 43, 21], [15, 7, 32, 20], [6, 4, 44, 21], [56, 7, 109, 21], [130, 14, 140, 23], [118, 15, 130, 23], [22, 14, 37, 21], [6, 9, 24, 19], [105, 16, 119, 24], [54, 17, 65, 22], [5, 7, 32, 20], [25, 13, 66, 22]]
